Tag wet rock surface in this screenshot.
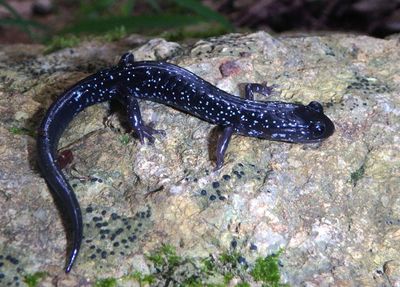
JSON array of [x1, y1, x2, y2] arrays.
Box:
[[0, 32, 399, 286]]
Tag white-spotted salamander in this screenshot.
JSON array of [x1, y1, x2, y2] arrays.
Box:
[[37, 52, 334, 272]]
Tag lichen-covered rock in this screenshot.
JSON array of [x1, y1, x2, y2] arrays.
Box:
[[0, 32, 399, 286]]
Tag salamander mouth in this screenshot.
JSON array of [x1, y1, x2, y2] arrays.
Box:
[[269, 119, 335, 143]]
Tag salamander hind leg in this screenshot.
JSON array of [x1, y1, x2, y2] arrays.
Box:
[[215, 126, 234, 170], [124, 94, 165, 144], [244, 83, 274, 100]]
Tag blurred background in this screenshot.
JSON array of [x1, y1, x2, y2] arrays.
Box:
[[0, 0, 399, 45]]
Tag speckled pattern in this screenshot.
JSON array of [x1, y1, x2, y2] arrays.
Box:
[[80, 205, 152, 270], [1, 32, 400, 286], [37, 52, 334, 272]]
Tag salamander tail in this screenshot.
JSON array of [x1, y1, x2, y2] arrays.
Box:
[[65, 247, 79, 273], [37, 92, 84, 273], [37, 133, 83, 273]]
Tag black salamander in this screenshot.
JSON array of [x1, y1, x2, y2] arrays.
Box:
[[37, 52, 334, 272]]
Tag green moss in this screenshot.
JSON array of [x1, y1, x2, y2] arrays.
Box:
[[92, 245, 286, 287], [223, 273, 234, 284], [45, 25, 126, 54], [129, 271, 156, 285], [23, 272, 46, 287], [119, 134, 130, 145], [250, 251, 285, 287], [181, 283, 224, 287], [45, 34, 81, 53], [181, 275, 203, 286], [162, 23, 229, 42], [103, 26, 127, 42], [201, 257, 216, 273], [350, 163, 366, 187], [94, 277, 117, 287], [9, 126, 36, 137], [147, 243, 182, 268], [219, 251, 240, 268]]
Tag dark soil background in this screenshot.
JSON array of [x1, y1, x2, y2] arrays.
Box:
[[209, 0, 400, 37], [0, 0, 399, 44]]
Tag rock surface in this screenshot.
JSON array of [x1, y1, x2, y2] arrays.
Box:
[[0, 32, 399, 286]]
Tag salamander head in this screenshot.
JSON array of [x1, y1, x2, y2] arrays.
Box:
[[267, 101, 335, 143]]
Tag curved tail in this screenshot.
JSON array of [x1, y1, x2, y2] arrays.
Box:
[[37, 90, 85, 273]]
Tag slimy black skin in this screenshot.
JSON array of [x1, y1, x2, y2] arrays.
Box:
[[37, 52, 334, 273]]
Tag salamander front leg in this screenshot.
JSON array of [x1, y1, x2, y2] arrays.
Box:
[[125, 95, 165, 144], [244, 83, 274, 100], [215, 126, 234, 170]]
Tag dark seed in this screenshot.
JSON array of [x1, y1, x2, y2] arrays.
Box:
[[6, 255, 18, 265], [92, 216, 103, 222], [238, 256, 247, 264], [222, 174, 231, 181], [231, 240, 237, 248]]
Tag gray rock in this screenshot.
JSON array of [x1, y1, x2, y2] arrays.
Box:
[[0, 31, 399, 286]]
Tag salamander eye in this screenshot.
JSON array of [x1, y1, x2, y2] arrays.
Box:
[[309, 121, 325, 137], [308, 101, 323, 113], [118, 52, 135, 67]]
